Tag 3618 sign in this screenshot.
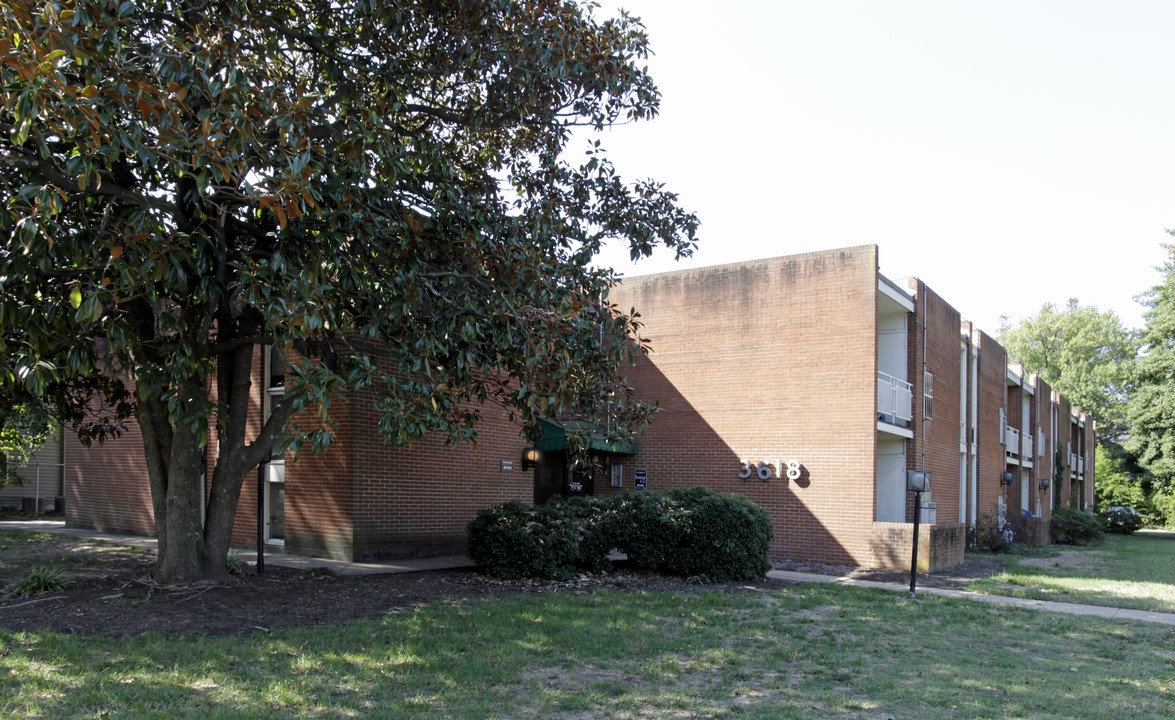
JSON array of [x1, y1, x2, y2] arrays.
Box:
[[739, 459, 802, 481]]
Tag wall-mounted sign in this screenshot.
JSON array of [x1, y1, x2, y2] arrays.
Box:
[[739, 459, 802, 481], [500, 460, 514, 472], [634, 469, 647, 491]]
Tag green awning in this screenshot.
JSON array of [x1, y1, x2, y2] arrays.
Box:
[[534, 417, 638, 455]]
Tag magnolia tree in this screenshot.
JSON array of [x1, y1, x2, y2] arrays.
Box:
[[0, 0, 698, 582]]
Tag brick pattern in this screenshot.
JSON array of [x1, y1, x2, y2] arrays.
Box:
[[905, 280, 963, 525], [63, 244, 1098, 569], [608, 247, 880, 565], [869, 521, 966, 572]]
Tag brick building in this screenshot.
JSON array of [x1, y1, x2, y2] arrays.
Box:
[[60, 245, 1095, 569]]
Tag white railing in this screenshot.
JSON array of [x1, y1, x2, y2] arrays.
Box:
[[1021, 433, 1033, 459], [1078, 457, 1085, 475], [1004, 426, 1020, 458], [1070, 453, 1078, 473], [877, 371, 913, 423]]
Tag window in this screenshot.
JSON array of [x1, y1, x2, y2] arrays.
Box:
[[923, 371, 934, 419]]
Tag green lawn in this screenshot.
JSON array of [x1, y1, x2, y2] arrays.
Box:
[[968, 530, 1175, 613], [3, 582, 1174, 719]]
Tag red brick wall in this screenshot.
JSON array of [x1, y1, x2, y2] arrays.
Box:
[[905, 280, 964, 525], [609, 246, 880, 565], [342, 392, 533, 561], [65, 416, 155, 536], [1054, 395, 1072, 509], [1035, 377, 1055, 520], [974, 331, 1008, 524]]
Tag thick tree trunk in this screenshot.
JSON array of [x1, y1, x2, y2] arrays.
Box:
[[138, 338, 298, 584]]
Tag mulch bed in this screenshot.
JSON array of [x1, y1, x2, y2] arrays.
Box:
[[0, 516, 1001, 639]]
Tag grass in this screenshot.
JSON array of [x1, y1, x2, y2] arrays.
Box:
[[968, 530, 1175, 613], [2, 583, 1174, 718]]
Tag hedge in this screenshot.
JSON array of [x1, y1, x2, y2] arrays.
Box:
[[467, 487, 773, 583]]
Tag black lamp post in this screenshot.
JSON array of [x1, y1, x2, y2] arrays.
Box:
[[906, 470, 930, 599]]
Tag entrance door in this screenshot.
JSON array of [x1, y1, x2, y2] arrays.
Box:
[[533, 451, 595, 504], [876, 437, 907, 523], [266, 460, 285, 544]]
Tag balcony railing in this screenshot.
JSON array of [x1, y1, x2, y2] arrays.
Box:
[[1004, 425, 1020, 455], [1078, 457, 1085, 475], [877, 371, 913, 425], [1021, 433, 1033, 460], [1069, 453, 1078, 473]]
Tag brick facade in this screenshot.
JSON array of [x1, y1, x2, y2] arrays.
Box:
[[64, 244, 1096, 567]]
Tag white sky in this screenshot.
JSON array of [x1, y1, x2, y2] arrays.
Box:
[[587, 0, 1174, 333]]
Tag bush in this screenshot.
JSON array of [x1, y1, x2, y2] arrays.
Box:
[[5, 563, 70, 597], [467, 488, 774, 583], [466, 500, 581, 580], [1050, 507, 1104, 545], [606, 491, 686, 571], [968, 514, 1013, 553], [656, 487, 773, 582], [1100, 506, 1142, 535]]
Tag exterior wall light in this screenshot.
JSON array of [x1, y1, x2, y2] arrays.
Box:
[[1039, 477, 1050, 490], [1001, 472, 1015, 485], [521, 448, 542, 471]]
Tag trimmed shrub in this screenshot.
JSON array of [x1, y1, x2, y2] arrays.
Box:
[[658, 487, 773, 582], [1050, 507, 1104, 545], [1100, 506, 1142, 535], [467, 488, 775, 583], [606, 491, 686, 571], [466, 500, 581, 580]]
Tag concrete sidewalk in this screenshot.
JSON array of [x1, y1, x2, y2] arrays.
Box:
[[6, 519, 1175, 626], [767, 569, 1175, 626]]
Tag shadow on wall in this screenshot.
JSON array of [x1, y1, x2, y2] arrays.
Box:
[[612, 350, 854, 566]]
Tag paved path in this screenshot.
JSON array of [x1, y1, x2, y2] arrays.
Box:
[[767, 570, 1175, 626], [6, 520, 1174, 626]]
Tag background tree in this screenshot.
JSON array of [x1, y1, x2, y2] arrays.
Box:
[[998, 299, 1137, 443], [0, 1, 698, 582], [0, 400, 54, 488], [1127, 243, 1175, 525]]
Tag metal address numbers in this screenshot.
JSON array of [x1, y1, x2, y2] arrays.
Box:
[[739, 459, 802, 481]]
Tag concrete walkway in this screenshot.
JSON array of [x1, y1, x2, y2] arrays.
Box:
[[6, 519, 1175, 626], [767, 569, 1175, 626]]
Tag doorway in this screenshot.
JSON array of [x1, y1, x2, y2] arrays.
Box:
[[533, 450, 595, 505]]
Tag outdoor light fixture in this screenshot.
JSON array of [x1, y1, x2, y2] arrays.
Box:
[[521, 448, 542, 471], [1039, 477, 1050, 490], [1001, 471, 1015, 485], [906, 471, 930, 493], [906, 470, 931, 599]]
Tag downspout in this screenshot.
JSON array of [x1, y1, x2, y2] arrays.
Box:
[[969, 328, 979, 526]]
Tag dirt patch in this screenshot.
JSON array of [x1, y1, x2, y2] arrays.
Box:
[[1018, 550, 1110, 572]]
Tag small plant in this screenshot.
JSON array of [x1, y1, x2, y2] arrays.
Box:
[[225, 550, 246, 576], [1050, 507, 1104, 544], [968, 514, 1013, 553], [1099, 506, 1141, 535], [5, 563, 70, 597]]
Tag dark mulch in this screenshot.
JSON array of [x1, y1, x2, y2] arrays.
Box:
[[0, 518, 1001, 639]]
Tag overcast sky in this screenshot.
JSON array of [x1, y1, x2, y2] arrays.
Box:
[[586, 0, 1174, 334]]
